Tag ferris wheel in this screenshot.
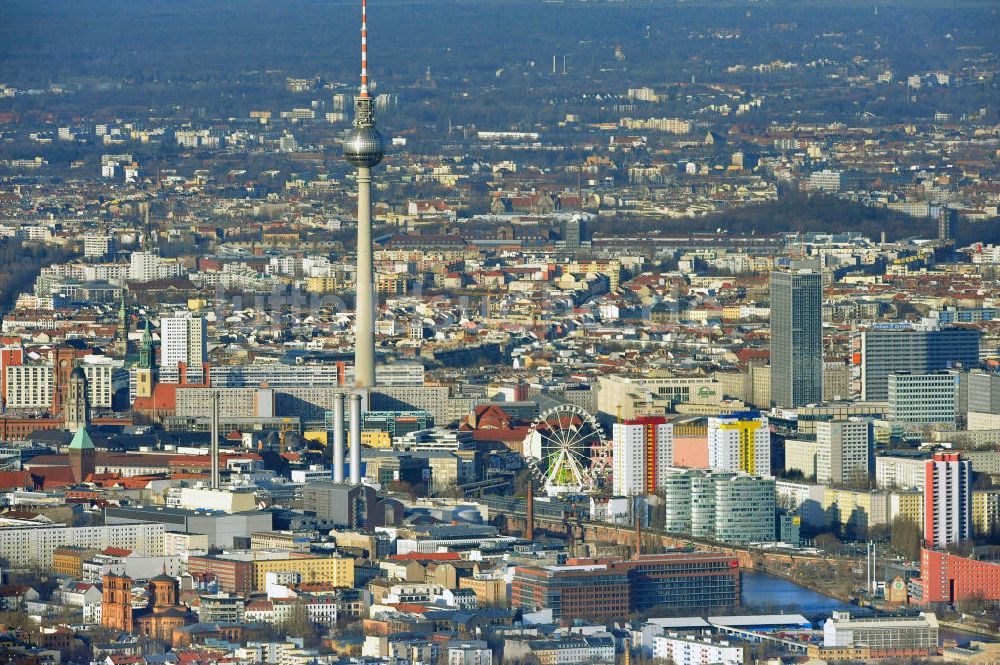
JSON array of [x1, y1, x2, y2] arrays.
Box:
[[523, 403, 611, 496]]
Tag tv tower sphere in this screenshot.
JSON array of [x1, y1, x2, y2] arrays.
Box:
[[343, 124, 384, 168]]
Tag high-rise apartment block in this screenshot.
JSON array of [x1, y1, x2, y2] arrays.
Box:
[[612, 417, 673, 495], [816, 419, 871, 485], [924, 452, 971, 547], [160, 314, 207, 383], [858, 325, 979, 401], [770, 269, 823, 408], [707, 411, 770, 475]]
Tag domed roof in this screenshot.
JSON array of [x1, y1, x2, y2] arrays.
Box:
[[70, 366, 87, 380]]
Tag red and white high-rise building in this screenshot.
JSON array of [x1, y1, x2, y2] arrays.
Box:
[[924, 452, 971, 547], [612, 416, 673, 496]]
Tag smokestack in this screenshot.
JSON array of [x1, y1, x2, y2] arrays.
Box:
[[349, 392, 363, 485], [333, 392, 346, 483], [634, 497, 642, 556], [526, 480, 535, 541], [210, 390, 220, 489]]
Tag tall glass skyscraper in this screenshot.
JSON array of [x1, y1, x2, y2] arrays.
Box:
[[770, 269, 823, 407]]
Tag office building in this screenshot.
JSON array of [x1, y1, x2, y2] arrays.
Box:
[[160, 314, 207, 384], [612, 416, 673, 495], [822, 611, 938, 657], [301, 481, 403, 529], [511, 562, 631, 621], [888, 371, 958, 424], [707, 411, 770, 475], [104, 505, 272, 549], [511, 552, 739, 621], [712, 473, 777, 544], [770, 269, 823, 408], [662, 469, 776, 545], [924, 452, 971, 547], [361, 410, 435, 439], [968, 370, 1000, 415], [858, 325, 979, 401], [816, 419, 871, 485]]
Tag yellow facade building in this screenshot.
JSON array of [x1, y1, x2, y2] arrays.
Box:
[[972, 489, 1000, 535], [252, 553, 354, 590]]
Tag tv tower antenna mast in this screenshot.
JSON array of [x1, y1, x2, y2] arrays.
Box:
[[343, 0, 384, 390]]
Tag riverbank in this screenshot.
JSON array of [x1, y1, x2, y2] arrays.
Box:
[[752, 563, 857, 606], [939, 620, 1000, 640], [743, 571, 999, 644]]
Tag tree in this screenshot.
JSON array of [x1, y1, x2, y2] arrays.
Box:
[[889, 516, 921, 561], [815, 532, 842, 554], [280, 601, 320, 647], [957, 590, 987, 616]]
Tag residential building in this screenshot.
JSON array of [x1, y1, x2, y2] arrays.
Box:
[[707, 411, 770, 475], [160, 314, 207, 383], [876, 455, 926, 489], [447, 640, 492, 665], [652, 634, 744, 665], [924, 452, 972, 547], [972, 489, 1000, 536], [915, 548, 1000, 605], [612, 416, 673, 495], [816, 419, 871, 485], [0, 522, 164, 569], [197, 593, 246, 624]]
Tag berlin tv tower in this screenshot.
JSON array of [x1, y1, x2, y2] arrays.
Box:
[[343, 0, 384, 390]]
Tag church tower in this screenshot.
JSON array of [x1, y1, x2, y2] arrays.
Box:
[[113, 295, 130, 357], [68, 427, 96, 484], [101, 574, 134, 633], [136, 320, 157, 399], [64, 366, 89, 432]]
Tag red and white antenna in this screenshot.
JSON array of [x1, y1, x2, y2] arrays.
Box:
[[360, 0, 370, 98]]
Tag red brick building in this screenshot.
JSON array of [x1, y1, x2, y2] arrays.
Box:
[[187, 554, 254, 597], [511, 553, 741, 622], [916, 548, 1000, 605]]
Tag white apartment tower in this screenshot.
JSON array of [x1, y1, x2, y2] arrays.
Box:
[[160, 314, 207, 384], [612, 417, 673, 496], [707, 411, 771, 476]]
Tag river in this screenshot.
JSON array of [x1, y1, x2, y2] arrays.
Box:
[[742, 571, 994, 645]]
